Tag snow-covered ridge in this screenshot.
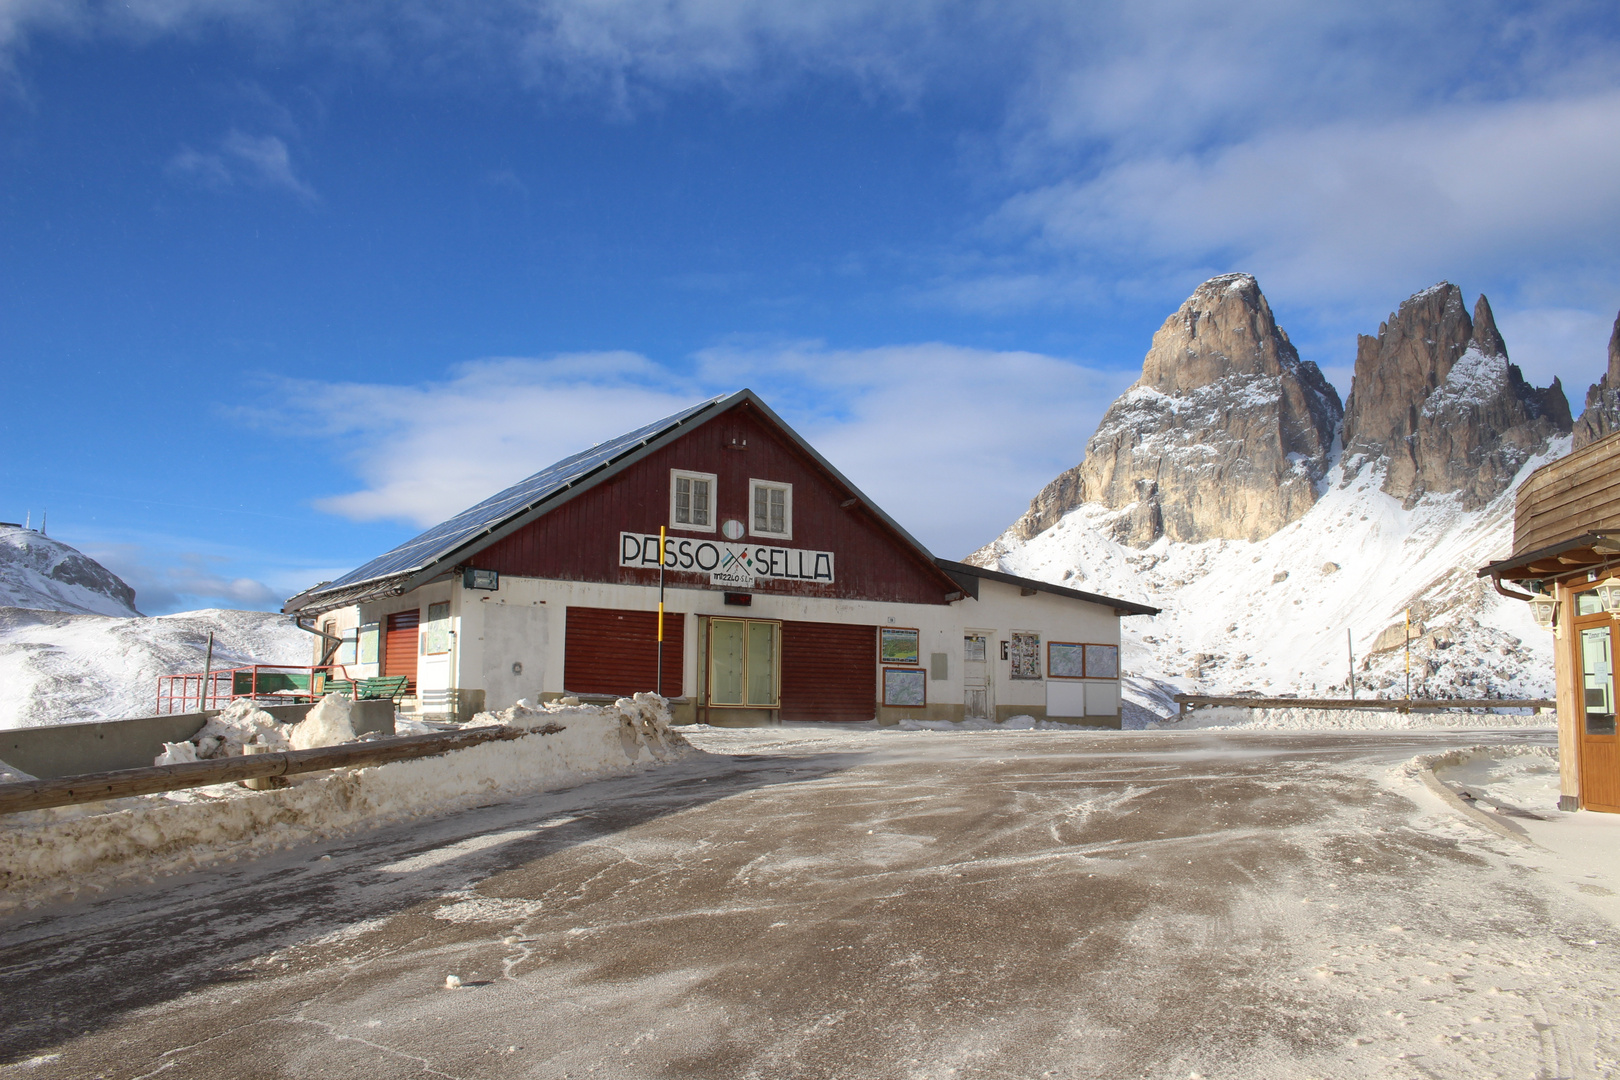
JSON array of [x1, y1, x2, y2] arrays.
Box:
[[0, 526, 139, 617], [981, 435, 1567, 720], [0, 607, 310, 729]]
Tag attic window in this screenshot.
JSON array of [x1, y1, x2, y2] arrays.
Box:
[[671, 470, 717, 531], [749, 479, 792, 539]]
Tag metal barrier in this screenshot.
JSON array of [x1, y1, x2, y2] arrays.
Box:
[[155, 665, 355, 715]]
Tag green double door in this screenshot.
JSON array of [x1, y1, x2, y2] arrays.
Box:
[[709, 618, 781, 710]]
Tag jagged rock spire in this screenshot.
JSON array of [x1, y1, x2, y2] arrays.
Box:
[[1009, 273, 1343, 547], [1343, 283, 1570, 507], [1574, 309, 1620, 450]]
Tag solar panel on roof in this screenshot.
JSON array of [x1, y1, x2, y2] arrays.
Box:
[[323, 395, 725, 591]]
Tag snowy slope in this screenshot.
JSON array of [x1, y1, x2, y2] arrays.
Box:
[[0, 607, 311, 729], [977, 438, 1567, 720], [0, 525, 140, 616]]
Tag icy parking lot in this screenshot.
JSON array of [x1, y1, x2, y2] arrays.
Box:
[[3, 723, 1619, 1079]]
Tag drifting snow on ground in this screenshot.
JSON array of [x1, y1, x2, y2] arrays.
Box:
[[0, 694, 694, 909], [0, 607, 309, 729], [1429, 746, 1563, 816]]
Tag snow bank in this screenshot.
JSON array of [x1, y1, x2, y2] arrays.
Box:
[[289, 694, 355, 751], [0, 693, 695, 909], [155, 698, 292, 765], [1152, 704, 1554, 731]]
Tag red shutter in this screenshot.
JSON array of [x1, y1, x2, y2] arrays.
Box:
[[564, 607, 685, 698], [780, 620, 876, 722], [384, 610, 420, 689]]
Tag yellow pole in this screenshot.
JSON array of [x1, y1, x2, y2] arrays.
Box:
[[656, 526, 667, 695], [1405, 608, 1412, 701]]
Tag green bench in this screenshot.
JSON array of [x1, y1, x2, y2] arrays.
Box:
[[357, 676, 410, 703], [232, 670, 317, 698]]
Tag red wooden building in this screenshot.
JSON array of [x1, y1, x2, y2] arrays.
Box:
[[285, 390, 1157, 725]]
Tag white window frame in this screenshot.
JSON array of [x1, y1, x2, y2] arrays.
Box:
[[669, 469, 718, 532], [748, 479, 793, 540]]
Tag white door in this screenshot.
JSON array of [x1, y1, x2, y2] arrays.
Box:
[[964, 633, 993, 720]]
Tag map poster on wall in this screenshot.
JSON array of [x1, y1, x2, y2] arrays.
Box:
[[1085, 644, 1120, 679], [883, 667, 927, 707], [1010, 632, 1041, 680], [1047, 642, 1085, 679], [358, 622, 380, 665], [880, 627, 920, 665]]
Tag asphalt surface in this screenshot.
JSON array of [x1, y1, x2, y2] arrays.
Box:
[[2, 724, 1614, 1080]]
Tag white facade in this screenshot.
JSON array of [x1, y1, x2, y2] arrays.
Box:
[[319, 570, 1134, 726]]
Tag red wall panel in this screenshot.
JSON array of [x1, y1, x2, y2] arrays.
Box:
[[564, 606, 685, 698], [474, 400, 955, 606], [780, 620, 876, 723]]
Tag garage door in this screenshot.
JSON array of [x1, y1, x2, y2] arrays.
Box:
[[780, 620, 876, 722], [384, 610, 420, 689], [564, 606, 684, 698]]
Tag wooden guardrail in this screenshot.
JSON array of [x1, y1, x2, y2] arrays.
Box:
[[0, 723, 562, 816], [1173, 695, 1554, 716]]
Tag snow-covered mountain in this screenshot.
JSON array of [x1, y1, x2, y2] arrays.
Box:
[[973, 276, 1595, 721], [0, 525, 141, 616], [0, 607, 310, 729], [0, 527, 309, 728]]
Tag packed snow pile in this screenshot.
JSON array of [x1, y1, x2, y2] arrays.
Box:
[[151, 696, 359, 765], [976, 445, 1563, 722], [154, 699, 293, 765], [0, 693, 694, 907], [0, 525, 140, 617], [0, 607, 309, 729], [288, 694, 356, 750]]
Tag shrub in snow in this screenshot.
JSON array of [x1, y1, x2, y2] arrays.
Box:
[[290, 694, 355, 751]]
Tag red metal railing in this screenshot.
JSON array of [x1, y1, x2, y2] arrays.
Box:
[[155, 664, 355, 715]]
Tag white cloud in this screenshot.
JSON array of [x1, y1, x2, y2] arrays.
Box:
[[264, 343, 1127, 561], [84, 542, 282, 614], [996, 91, 1620, 304], [697, 342, 1131, 556], [167, 129, 316, 200]]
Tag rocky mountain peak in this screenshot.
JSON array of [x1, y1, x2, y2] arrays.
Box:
[[1138, 273, 1300, 393], [1574, 309, 1620, 450], [1342, 283, 1570, 507], [0, 526, 141, 617], [1006, 273, 1343, 547]]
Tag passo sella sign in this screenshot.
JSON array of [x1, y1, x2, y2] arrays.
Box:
[[619, 532, 836, 587]]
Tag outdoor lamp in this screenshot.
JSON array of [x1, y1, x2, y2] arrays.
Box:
[[1596, 576, 1620, 614], [1527, 591, 1558, 631]]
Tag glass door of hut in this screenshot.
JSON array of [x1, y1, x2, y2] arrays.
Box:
[[1574, 589, 1620, 812]]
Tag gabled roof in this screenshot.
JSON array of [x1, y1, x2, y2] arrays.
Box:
[[935, 559, 1160, 617], [287, 389, 955, 615], [286, 388, 1164, 619]]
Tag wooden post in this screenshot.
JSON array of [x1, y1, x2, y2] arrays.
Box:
[[1347, 629, 1356, 699], [200, 630, 215, 712]]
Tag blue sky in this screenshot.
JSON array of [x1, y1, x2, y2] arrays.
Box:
[[4, 0, 1620, 614]]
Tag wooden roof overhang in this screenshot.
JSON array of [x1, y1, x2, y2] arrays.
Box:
[[1477, 532, 1620, 597]]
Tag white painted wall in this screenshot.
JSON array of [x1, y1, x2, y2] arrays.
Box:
[[337, 569, 1146, 720]]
